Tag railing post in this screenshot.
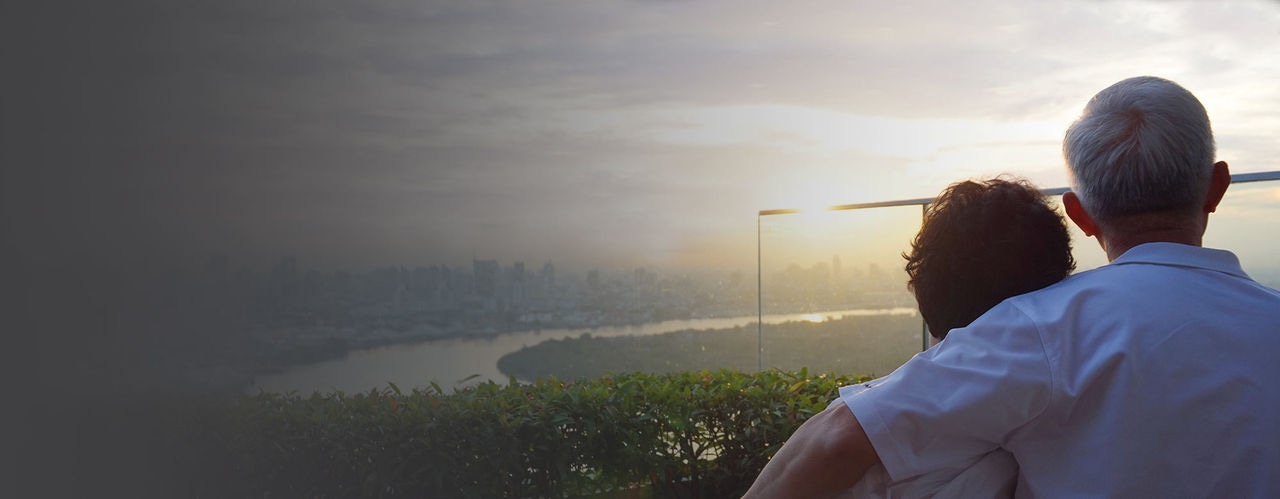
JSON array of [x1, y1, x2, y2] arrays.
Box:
[[757, 213, 763, 372], [921, 202, 929, 352]]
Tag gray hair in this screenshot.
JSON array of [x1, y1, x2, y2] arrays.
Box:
[[1063, 76, 1216, 221]]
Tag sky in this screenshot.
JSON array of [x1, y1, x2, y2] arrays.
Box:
[[7, 0, 1280, 275]]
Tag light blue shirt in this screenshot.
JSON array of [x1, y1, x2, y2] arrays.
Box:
[[844, 243, 1280, 498]]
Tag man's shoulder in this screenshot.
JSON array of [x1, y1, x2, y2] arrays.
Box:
[[988, 261, 1171, 330], [1003, 265, 1111, 305], [1010, 243, 1270, 305], [992, 243, 1280, 343]]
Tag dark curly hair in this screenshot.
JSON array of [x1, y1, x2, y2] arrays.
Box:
[[905, 176, 1076, 340]]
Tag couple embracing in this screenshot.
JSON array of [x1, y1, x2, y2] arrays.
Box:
[[748, 76, 1280, 498]]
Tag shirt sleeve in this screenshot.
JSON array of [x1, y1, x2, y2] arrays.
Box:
[[839, 300, 1053, 482]]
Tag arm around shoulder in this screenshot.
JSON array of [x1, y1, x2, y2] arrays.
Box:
[[743, 403, 881, 498]]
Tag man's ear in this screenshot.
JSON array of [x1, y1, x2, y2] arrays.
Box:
[[1204, 161, 1230, 214], [1063, 191, 1099, 237]]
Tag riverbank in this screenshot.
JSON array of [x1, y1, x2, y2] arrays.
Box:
[[245, 307, 921, 395], [497, 313, 922, 381], [185, 309, 755, 393], [245, 309, 773, 369]]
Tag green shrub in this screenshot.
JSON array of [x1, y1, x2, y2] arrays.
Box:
[[193, 369, 870, 498]]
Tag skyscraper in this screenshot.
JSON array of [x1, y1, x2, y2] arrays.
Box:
[[473, 259, 499, 298]]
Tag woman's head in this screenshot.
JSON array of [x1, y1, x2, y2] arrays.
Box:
[[905, 176, 1076, 339]]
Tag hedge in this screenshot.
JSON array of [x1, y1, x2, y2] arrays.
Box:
[[179, 369, 869, 498]]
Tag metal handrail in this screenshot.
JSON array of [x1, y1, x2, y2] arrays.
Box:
[[762, 170, 1280, 217]]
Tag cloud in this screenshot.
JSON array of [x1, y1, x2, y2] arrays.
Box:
[[8, 0, 1280, 274]]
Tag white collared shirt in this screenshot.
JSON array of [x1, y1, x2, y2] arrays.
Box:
[[833, 382, 1017, 498], [844, 243, 1280, 498]]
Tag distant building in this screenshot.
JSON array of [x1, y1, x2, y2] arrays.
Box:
[[540, 261, 555, 288], [473, 259, 499, 298], [508, 262, 526, 306]]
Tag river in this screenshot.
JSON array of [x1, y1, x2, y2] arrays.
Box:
[[248, 307, 919, 394]]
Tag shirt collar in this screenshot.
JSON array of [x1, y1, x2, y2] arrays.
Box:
[[1110, 242, 1249, 279]]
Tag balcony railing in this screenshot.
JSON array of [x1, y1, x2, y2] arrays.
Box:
[[756, 170, 1280, 373]]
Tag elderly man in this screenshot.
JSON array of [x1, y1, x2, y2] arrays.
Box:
[[745, 76, 1280, 497]]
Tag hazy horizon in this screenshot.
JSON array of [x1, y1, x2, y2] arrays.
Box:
[[9, 0, 1280, 396], [9, 1, 1280, 275]]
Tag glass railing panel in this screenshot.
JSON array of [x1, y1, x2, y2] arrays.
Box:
[[758, 173, 1280, 381], [1055, 177, 1280, 280], [757, 205, 923, 378], [1205, 179, 1280, 288]]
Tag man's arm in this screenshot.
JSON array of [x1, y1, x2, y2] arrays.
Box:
[[742, 403, 881, 498]]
